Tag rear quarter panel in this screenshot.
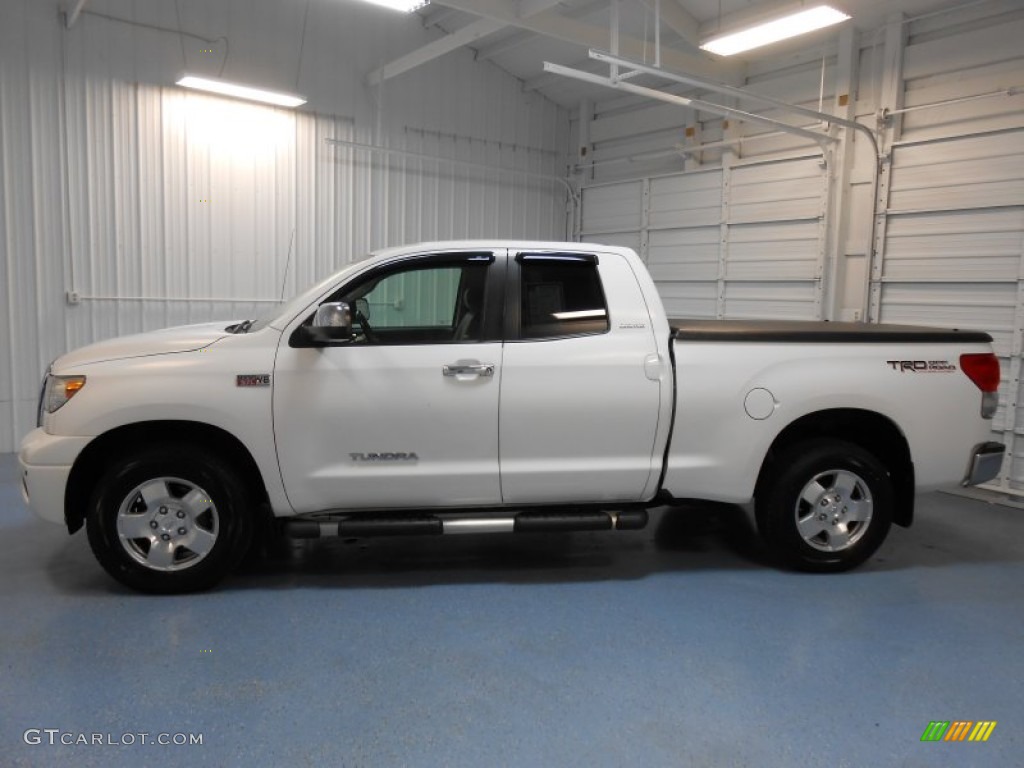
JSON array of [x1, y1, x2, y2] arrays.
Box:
[[662, 340, 995, 504]]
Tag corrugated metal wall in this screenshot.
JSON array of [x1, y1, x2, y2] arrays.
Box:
[[0, 0, 569, 451]]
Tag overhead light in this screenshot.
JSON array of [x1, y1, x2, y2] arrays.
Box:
[[357, 0, 430, 12], [176, 75, 306, 108], [701, 5, 851, 56]]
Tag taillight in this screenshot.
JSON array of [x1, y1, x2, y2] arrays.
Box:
[[960, 353, 1000, 419], [960, 353, 1000, 391]]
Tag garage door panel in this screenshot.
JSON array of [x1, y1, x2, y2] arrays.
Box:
[[889, 178, 1023, 212], [658, 281, 718, 318], [886, 208, 1024, 238], [1008, 450, 1024, 492], [648, 227, 719, 281], [581, 181, 643, 234], [892, 131, 1024, 168], [888, 132, 1024, 212], [649, 262, 717, 281], [729, 194, 821, 223], [726, 259, 817, 281], [890, 154, 1024, 192], [878, 128, 1024, 490], [726, 221, 819, 280], [878, 283, 1015, 350], [882, 210, 1023, 281], [649, 171, 722, 229], [724, 281, 819, 320], [731, 157, 823, 183], [581, 154, 826, 323], [730, 158, 824, 223], [589, 231, 642, 253]]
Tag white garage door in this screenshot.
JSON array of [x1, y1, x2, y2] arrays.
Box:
[[580, 153, 828, 320], [873, 128, 1024, 491]]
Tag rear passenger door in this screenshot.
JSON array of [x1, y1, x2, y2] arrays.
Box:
[[498, 250, 664, 504]]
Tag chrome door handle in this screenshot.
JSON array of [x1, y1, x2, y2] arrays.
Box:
[[443, 363, 495, 377]]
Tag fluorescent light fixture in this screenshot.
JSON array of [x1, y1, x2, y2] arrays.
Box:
[[176, 75, 306, 108], [701, 5, 851, 56], [357, 0, 430, 12]]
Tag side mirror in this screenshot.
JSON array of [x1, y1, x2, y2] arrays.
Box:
[[302, 301, 353, 344]]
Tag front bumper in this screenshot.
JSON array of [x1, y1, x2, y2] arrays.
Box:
[[962, 441, 1005, 487], [18, 429, 92, 526]]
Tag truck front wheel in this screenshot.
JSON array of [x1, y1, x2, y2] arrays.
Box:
[[86, 447, 253, 593], [756, 439, 894, 572]]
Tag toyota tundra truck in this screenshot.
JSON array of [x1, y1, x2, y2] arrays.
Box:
[[18, 241, 1005, 592]]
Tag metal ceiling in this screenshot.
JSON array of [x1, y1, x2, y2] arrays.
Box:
[[396, 0, 988, 107]]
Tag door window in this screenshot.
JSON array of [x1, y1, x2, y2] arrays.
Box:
[[327, 256, 491, 345]]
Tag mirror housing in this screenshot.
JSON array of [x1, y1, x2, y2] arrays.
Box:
[[298, 301, 353, 345]]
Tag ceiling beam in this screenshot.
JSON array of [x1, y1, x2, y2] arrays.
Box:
[[516, 0, 562, 16], [638, 0, 700, 48], [475, 0, 596, 62], [476, 29, 536, 62], [435, 0, 741, 81], [476, 0, 608, 62], [369, 0, 570, 85], [368, 18, 506, 85]]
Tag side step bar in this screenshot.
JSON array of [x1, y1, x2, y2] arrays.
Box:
[[283, 509, 648, 540]]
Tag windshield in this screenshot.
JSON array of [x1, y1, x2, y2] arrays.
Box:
[[246, 256, 373, 332]]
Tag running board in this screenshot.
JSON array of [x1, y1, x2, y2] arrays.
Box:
[[283, 509, 648, 539]]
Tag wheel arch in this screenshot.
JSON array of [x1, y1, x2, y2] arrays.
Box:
[[65, 420, 271, 534], [755, 408, 915, 528]]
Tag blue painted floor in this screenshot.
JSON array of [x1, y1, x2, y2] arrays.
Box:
[[1, 451, 1022, 768]]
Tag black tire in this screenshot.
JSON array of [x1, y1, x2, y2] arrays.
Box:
[[86, 446, 253, 593], [756, 439, 893, 573]]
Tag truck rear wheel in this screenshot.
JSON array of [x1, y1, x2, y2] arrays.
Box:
[[756, 439, 893, 572], [86, 446, 253, 593]]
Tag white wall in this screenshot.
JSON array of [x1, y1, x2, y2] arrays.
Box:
[[0, 0, 570, 451]]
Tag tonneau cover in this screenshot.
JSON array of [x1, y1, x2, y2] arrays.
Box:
[[670, 319, 993, 344]]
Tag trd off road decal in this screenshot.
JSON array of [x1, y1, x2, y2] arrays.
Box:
[[886, 360, 956, 373]]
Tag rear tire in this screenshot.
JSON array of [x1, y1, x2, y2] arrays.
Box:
[[86, 446, 253, 593], [756, 439, 893, 573]]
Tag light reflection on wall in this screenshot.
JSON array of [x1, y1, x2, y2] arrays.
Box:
[[166, 89, 293, 161]]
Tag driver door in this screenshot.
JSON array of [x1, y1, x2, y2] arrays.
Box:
[[273, 250, 505, 513]]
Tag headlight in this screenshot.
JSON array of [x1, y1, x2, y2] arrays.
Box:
[[41, 374, 87, 418]]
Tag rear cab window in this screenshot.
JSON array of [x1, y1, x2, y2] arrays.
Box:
[[515, 253, 609, 340]]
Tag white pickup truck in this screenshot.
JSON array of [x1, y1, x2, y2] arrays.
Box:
[[19, 241, 1004, 592]]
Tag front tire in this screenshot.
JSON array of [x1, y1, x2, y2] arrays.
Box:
[[756, 439, 894, 573], [86, 446, 253, 593]]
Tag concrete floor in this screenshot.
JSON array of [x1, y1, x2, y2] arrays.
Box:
[[1, 451, 1022, 768]]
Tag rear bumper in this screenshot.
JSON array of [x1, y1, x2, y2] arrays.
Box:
[[962, 441, 1005, 487], [18, 428, 91, 526]]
